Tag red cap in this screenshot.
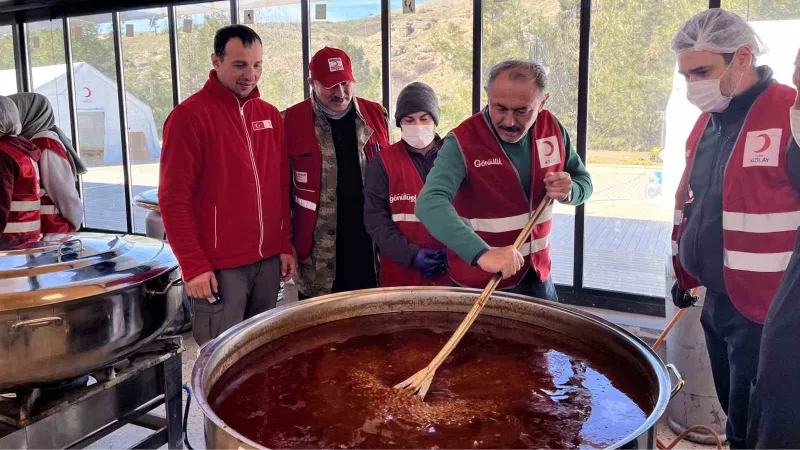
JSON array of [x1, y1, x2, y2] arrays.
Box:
[[309, 47, 355, 89]]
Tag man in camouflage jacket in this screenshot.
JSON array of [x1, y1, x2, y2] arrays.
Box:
[[284, 47, 390, 298]]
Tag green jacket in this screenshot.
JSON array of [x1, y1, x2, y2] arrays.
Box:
[[416, 109, 592, 266]]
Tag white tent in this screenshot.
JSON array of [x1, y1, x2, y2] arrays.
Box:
[[661, 20, 800, 208], [0, 62, 161, 164]]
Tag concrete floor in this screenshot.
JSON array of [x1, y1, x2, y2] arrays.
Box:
[[87, 284, 726, 449]]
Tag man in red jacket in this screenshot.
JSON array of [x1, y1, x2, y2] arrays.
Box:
[[159, 25, 295, 345], [285, 47, 390, 299]]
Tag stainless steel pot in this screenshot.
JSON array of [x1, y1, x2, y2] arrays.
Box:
[[0, 233, 182, 389], [193, 287, 682, 450]]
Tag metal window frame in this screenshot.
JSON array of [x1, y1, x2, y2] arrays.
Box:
[[301, 0, 311, 98], [12, 19, 31, 92], [3, 0, 729, 317], [168, 5, 181, 107], [381, 0, 391, 116], [63, 17, 85, 218], [111, 11, 135, 234]]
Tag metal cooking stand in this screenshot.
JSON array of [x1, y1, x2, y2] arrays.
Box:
[[0, 336, 184, 449]]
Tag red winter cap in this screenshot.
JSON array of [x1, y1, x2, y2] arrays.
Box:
[[309, 47, 355, 89]]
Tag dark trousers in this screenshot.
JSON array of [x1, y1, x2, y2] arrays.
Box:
[[747, 237, 800, 449], [701, 291, 763, 449], [505, 270, 559, 301], [191, 255, 281, 346]]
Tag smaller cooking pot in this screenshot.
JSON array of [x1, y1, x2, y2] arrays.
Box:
[[0, 233, 182, 389]]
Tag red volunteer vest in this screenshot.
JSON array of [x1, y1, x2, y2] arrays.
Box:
[[379, 141, 448, 287], [0, 141, 41, 243], [672, 83, 800, 323], [286, 97, 389, 260], [449, 110, 564, 289], [31, 131, 77, 233]]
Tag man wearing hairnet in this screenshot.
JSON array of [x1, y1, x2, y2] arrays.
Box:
[[746, 48, 800, 449], [669, 9, 800, 448], [0, 95, 42, 245]]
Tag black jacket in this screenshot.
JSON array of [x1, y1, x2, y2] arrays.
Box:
[[363, 138, 440, 268], [678, 66, 800, 295]]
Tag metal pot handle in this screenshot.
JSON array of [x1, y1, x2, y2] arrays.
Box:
[[57, 238, 84, 262], [147, 277, 184, 297], [11, 316, 63, 332], [666, 364, 685, 399]]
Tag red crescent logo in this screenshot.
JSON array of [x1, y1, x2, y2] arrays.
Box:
[[754, 133, 771, 153], [83, 87, 92, 98], [543, 141, 555, 157]]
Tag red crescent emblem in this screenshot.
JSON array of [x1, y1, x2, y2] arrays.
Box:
[[83, 87, 92, 98], [754, 133, 771, 153], [543, 141, 555, 157]]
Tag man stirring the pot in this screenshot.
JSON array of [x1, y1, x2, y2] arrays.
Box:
[[160, 25, 295, 345], [669, 10, 800, 448], [415, 59, 592, 298]]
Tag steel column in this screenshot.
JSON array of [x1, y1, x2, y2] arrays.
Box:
[[111, 12, 135, 233], [12, 19, 30, 92], [230, 0, 239, 24], [471, 0, 482, 113], [62, 17, 85, 212], [168, 5, 181, 106], [572, 0, 591, 291], [381, 0, 391, 116], [301, 0, 311, 98]]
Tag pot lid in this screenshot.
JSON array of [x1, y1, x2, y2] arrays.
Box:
[[134, 189, 159, 211], [0, 232, 179, 312]]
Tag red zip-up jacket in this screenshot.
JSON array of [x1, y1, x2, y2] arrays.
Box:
[[159, 70, 291, 282]]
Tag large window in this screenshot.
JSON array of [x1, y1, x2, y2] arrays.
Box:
[[389, 0, 472, 141], [483, 0, 580, 286], [583, 1, 708, 297], [70, 14, 127, 231], [311, 0, 382, 106], [0, 25, 16, 95], [121, 8, 173, 234], [244, 0, 304, 110], [25, 20, 72, 140], [176, 2, 231, 101]]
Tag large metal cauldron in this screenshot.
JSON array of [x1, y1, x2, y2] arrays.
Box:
[[193, 287, 680, 449], [0, 233, 182, 389]]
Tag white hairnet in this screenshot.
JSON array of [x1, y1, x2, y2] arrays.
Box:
[[672, 8, 766, 57], [0, 95, 22, 137]]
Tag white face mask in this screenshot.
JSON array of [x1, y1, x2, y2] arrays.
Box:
[[401, 124, 436, 149], [791, 109, 800, 147], [686, 63, 743, 113]]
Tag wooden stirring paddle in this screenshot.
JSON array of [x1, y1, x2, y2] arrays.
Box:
[[394, 196, 555, 400]]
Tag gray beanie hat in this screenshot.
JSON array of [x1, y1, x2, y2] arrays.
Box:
[[394, 82, 440, 127]]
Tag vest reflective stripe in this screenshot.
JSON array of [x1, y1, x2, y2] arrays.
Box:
[[724, 250, 793, 273], [11, 200, 40, 212], [460, 207, 552, 234], [519, 236, 550, 257], [672, 83, 800, 323], [391, 213, 420, 223], [41, 205, 60, 215], [293, 195, 317, 211], [4, 220, 41, 233], [673, 210, 683, 226], [722, 211, 800, 233]]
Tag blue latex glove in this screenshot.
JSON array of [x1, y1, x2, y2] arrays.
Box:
[[415, 248, 448, 279]]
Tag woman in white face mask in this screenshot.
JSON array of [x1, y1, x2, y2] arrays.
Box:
[[363, 82, 450, 288]]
